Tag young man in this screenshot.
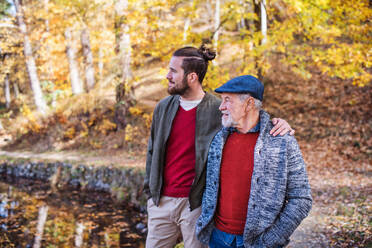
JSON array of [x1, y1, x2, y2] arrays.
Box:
[[196, 75, 312, 248], [144, 46, 294, 248]]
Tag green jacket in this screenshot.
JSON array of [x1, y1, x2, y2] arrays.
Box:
[[144, 92, 222, 210]]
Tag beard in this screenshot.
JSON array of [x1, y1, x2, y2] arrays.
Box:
[[167, 75, 190, 96], [221, 111, 238, 128]]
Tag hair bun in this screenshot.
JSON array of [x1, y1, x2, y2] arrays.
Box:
[[198, 44, 216, 61]]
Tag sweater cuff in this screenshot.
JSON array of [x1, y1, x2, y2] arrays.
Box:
[[261, 231, 289, 247]]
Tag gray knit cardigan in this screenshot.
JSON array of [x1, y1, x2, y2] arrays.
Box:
[[196, 110, 312, 248]]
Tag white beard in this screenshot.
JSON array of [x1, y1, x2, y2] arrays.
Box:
[[221, 111, 237, 128]]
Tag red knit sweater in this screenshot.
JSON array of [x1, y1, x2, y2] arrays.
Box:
[[215, 132, 259, 234], [162, 106, 197, 197]]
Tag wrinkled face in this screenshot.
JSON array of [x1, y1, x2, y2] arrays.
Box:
[[219, 93, 247, 128], [166, 56, 190, 96]]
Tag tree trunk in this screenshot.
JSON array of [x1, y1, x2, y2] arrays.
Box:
[[98, 47, 103, 80], [206, 1, 213, 22], [114, 0, 133, 130], [253, 0, 263, 80], [13, 82, 19, 98], [81, 27, 95, 91], [119, 25, 131, 83], [183, 18, 190, 42], [14, 0, 48, 114], [238, 0, 246, 30], [44, 0, 50, 33], [213, 0, 220, 58], [114, 80, 130, 130], [115, 0, 131, 83], [4, 74, 11, 109], [65, 28, 83, 95], [254, 0, 260, 33], [247, 1, 255, 32], [44, 0, 54, 80], [183, 0, 194, 42], [246, 0, 254, 50], [260, 0, 267, 44]]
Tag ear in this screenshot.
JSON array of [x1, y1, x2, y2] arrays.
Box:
[[244, 97, 253, 112], [187, 72, 198, 84]]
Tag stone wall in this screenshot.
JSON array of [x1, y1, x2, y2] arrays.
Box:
[[0, 161, 147, 207]]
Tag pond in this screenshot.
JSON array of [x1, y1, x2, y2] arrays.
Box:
[[0, 177, 146, 247]]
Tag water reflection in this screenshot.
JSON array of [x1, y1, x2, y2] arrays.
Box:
[[0, 178, 146, 247], [33, 205, 48, 248]]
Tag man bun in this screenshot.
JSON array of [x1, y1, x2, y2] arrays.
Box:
[[198, 44, 216, 61], [172, 45, 216, 83]]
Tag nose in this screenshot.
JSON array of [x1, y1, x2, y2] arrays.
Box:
[[219, 101, 225, 111], [166, 71, 172, 81]]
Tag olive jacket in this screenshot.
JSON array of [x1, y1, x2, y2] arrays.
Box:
[[144, 92, 222, 210]]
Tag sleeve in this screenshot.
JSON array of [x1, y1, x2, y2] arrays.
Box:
[[143, 109, 157, 199], [259, 136, 313, 247]]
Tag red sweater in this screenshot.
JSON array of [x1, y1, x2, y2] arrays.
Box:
[[162, 106, 197, 197], [215, 132, 259, 234]]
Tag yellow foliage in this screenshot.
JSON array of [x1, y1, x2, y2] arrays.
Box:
[[203, 65, 231, 91], [88, 116, 96, 127], [64, 127, 76, 140], [80, 121, 88, 131], [20, 104, 41, 133], [142, 113, 152, 129], [96, 119, 117, 135], [129, 107, 143, 116], [124, 124, 140, 142], [353, 73, 372, 87], [89, 140, 102, 149]]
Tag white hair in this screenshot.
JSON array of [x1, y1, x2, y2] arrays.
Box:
[[238, 93, 262, 110]]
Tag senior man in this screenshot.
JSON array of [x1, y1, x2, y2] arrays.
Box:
[[196, 75, 312, 248]]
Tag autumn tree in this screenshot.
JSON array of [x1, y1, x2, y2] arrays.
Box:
[[65, 27, 83, 95], [14, 0, 48, 114], [81, 27, 95, 91], [114, 0, 133, 129]]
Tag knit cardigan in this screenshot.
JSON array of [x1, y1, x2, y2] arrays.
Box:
[[196, 110, 312, 248]]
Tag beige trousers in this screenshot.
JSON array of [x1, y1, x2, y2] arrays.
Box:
[[146, 196, 206, 248]]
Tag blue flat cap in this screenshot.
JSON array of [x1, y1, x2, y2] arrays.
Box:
[[215, 75, 264, 101]]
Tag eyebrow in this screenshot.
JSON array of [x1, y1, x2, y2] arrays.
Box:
[[169, 67, 177, 72]]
